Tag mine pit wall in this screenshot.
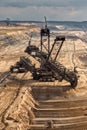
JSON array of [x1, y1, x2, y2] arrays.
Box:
[[0, 85, 37, 129], [31, 85, 72, 101], [30, 86, 87, 130], [1, 82, 87, 130]]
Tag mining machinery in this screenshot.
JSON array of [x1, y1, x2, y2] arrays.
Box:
[[0, 17, 78, 88]]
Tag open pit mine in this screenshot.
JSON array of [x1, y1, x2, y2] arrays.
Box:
[[0, 18, 87, 130]]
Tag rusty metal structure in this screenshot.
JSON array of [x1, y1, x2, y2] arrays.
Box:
[[0, 17, 78, 88]]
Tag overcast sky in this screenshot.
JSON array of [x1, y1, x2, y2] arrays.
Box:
[[0, 0, 87, 21]]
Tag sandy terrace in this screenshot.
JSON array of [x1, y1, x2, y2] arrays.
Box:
[[0, 25, 87, 130]]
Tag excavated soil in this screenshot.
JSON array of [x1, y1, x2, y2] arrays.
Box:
[[0, 25, 87, 130]]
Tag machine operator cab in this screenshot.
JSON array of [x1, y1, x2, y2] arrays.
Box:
[[40, 26, 50, 37]]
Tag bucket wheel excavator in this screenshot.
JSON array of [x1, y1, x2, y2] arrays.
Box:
[[0, 17, 78, 88]]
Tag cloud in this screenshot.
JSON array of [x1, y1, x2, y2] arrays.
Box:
[[0, 0, 87, 21], [70, 0, 87, 7], [0, 0, 87, 8], [0, 6, 84, 21], [0, 0, 71, 8]]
